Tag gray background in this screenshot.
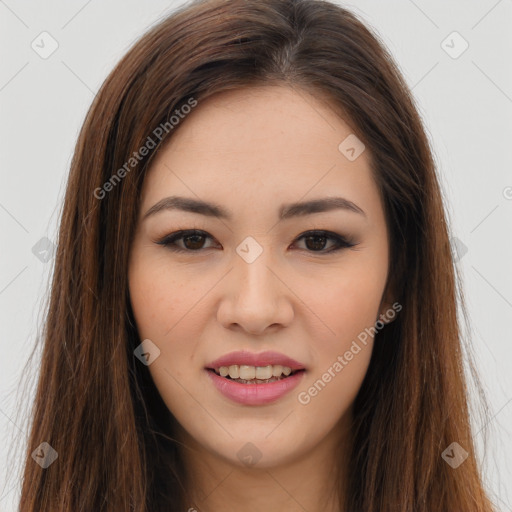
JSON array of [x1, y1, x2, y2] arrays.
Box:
[[1, 0, 511, 510]]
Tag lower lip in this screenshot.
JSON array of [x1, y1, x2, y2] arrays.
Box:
[[205, 369, 306, 405]]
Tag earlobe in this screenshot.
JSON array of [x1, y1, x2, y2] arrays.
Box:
[[376, 309, 388, 324], [376, 308, 393, 325], [376, 296, 402, 325]]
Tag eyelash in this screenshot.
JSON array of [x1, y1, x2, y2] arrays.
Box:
[[155, 229, 357, 254]]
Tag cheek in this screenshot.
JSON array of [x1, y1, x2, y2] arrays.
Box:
[[294, 259, 385, 404], [297, 344, 372, 430], [295, 277, 377, 419], [128, 255, 195, 338], [128, 255, 210, 389], [298, 261, 386, 344], [128, 262, 201, 411]]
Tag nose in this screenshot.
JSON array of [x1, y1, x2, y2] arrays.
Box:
[[216, 244, 294, 335]]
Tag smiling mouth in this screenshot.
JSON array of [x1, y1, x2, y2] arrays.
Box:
[[207, 366, 305, 385]]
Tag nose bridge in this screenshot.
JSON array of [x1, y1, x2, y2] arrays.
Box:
[[234, 235, 279, 304], [218, 234, 293, 333]]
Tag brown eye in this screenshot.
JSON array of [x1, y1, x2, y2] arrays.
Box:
[[303, 234, 329, 251], [294, 231, 356, 253], [181, 233, 207, 250], [156, 230, 217, 252]]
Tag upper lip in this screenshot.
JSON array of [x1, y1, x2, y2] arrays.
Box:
[[206, 350, 306, 370]]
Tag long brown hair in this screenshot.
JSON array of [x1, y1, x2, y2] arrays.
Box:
[[15, 0, 496, 510]]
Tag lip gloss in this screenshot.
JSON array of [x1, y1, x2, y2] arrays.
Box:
[[205, 369, 306, 405]]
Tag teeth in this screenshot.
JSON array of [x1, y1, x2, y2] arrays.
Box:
[[228, 365, 239, 379], [214, 364, 295, 380], [272, 365, 283, 377], [255, 365, 272, 380], [239, 365, 256, 380]]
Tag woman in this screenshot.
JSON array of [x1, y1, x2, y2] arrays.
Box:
[[18, 0, 496, 510]]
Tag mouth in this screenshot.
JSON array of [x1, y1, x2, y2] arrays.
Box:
[[205, 364, 307, 405], [204, 351, 307, 404], [206, 365, 306, 385]]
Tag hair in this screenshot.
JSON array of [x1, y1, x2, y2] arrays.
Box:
[[14, 0, 496, 510]]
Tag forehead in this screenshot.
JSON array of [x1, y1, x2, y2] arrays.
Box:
[[156, 85, 358, 163], [141, 85, 381, 222]]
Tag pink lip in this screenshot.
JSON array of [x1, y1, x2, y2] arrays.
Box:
[[205, 368, 306, 405], [206, 350, 306, 370]]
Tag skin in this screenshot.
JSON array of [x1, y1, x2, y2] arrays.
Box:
[[128, 85, 394, 512]]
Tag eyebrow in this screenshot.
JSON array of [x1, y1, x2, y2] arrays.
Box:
[[142, 195, 366, 221]]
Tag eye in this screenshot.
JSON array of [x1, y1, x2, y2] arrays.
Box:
[[155, 230, 218, 252], [155, 229, 357, 254], [293, 230, 357, 253]]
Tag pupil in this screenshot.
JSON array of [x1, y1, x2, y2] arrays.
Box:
[[305, 235, 326, 251], [184, 234, 204, 250]]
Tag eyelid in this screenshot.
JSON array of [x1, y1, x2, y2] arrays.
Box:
[[155, 229, 220, 251]]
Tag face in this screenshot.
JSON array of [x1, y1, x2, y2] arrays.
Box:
[[128, 85, 392, 471]]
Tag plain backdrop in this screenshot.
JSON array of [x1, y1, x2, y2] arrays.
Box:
[[1, 0, 511, 510]]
